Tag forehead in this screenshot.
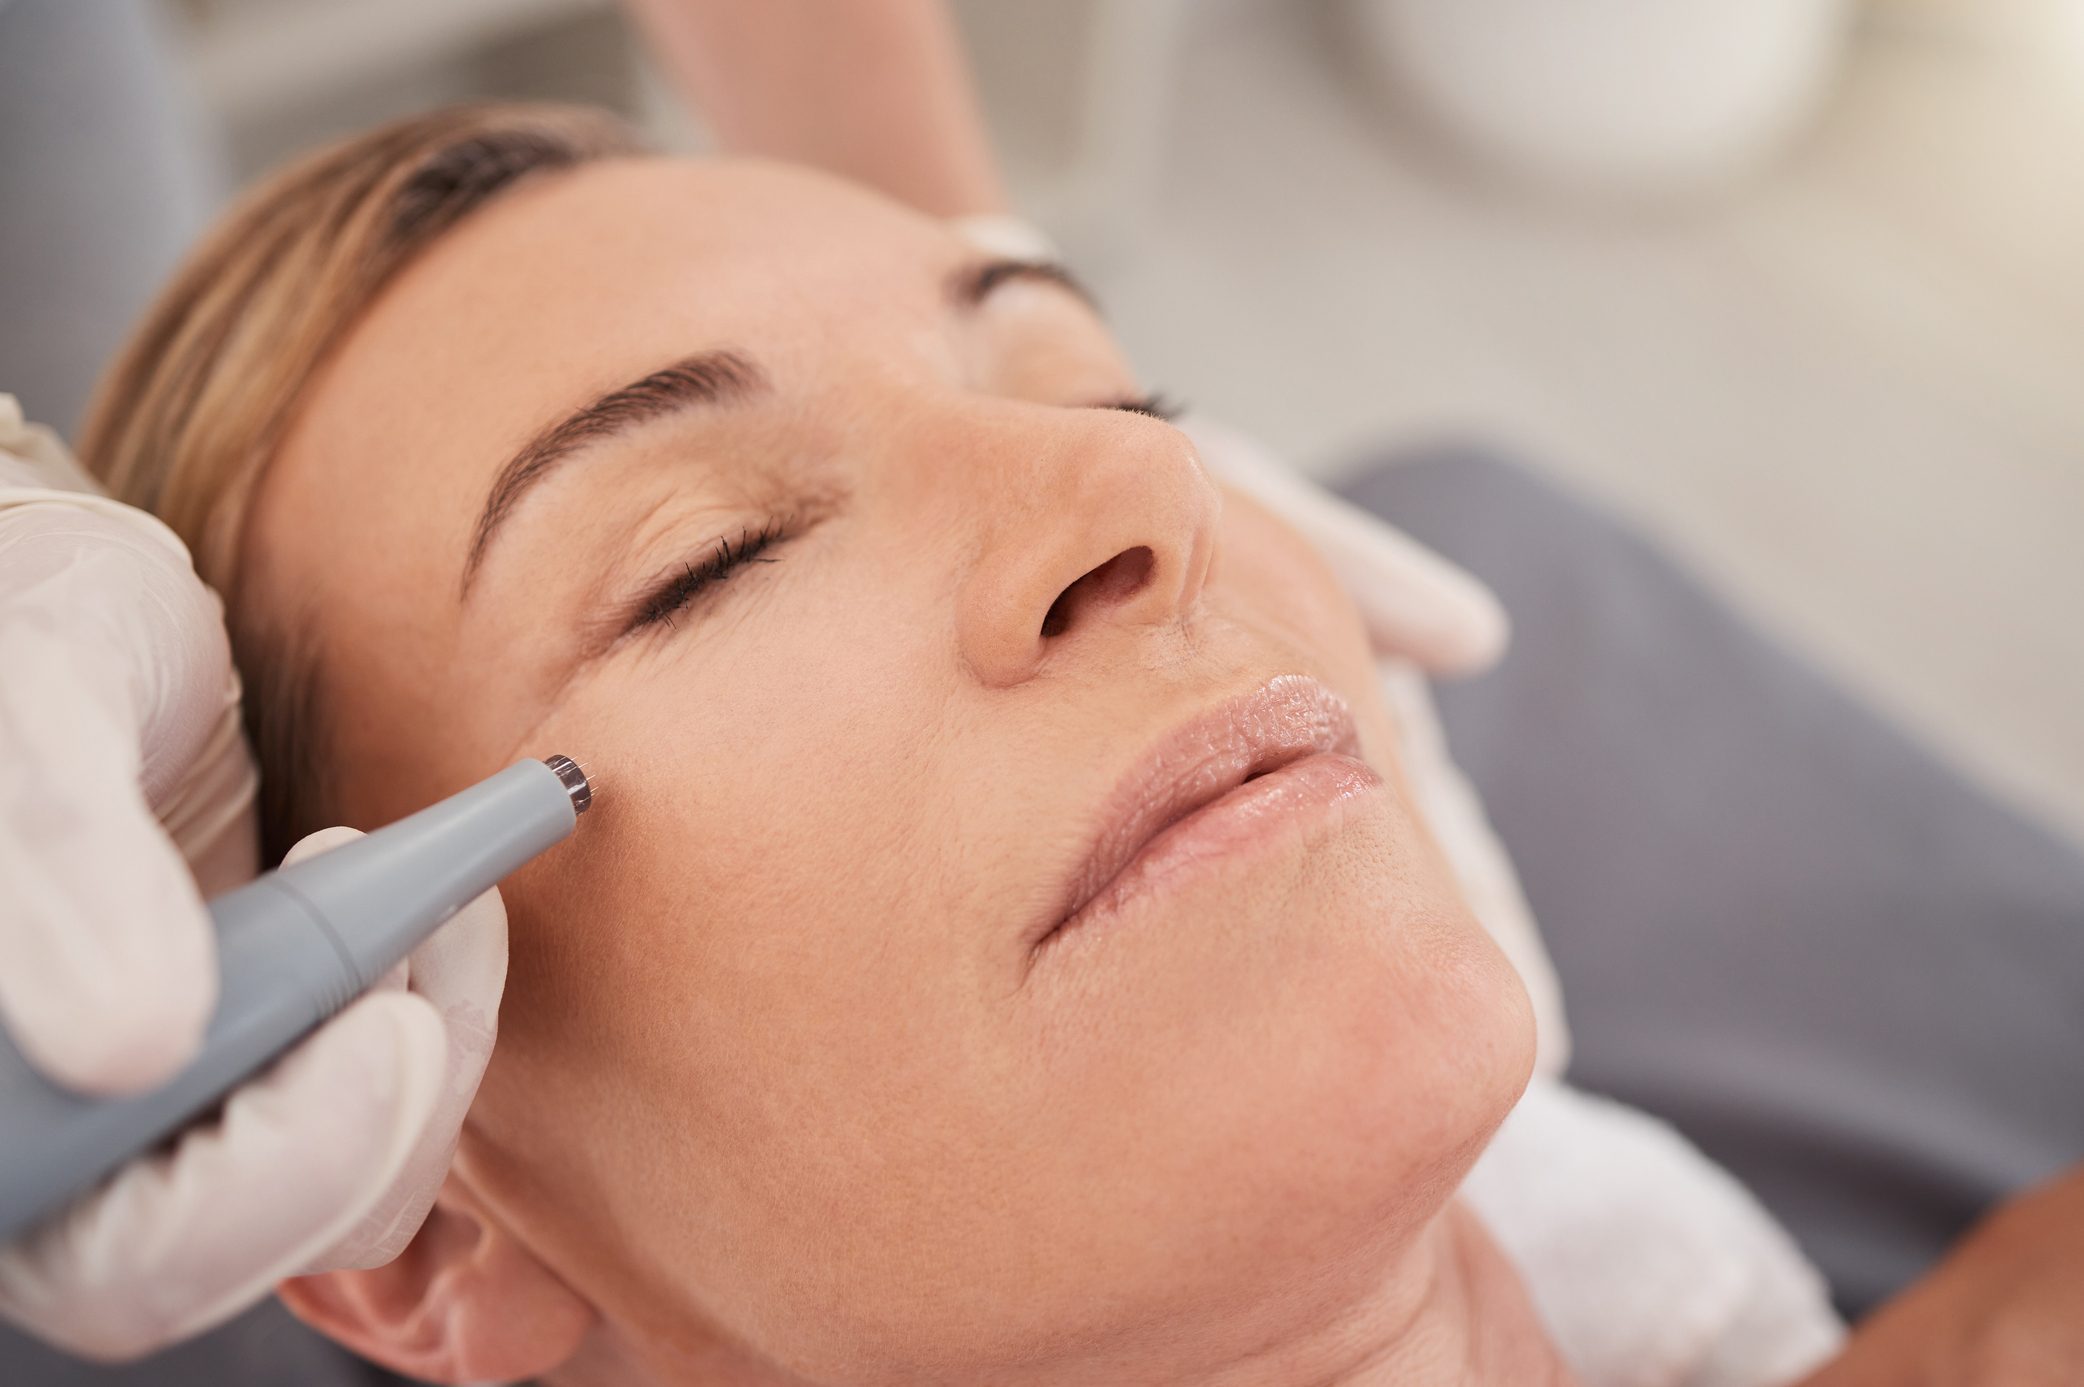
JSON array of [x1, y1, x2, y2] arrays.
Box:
[[292, 157, 958, 463]]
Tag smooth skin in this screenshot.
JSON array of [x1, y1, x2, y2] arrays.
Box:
[[241, 156, 1560, 1384]]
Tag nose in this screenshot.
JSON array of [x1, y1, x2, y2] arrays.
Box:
[[951, 409, 1222, 687]]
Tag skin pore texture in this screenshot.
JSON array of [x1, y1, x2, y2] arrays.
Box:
[[247, 157, 1560, 1385]]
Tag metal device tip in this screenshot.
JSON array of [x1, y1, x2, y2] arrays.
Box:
[[542, 754, 593, 816]]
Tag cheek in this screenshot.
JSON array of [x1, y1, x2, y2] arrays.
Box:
[[455, 609, 1031, 1360], [1214, 493, 1375, 679]]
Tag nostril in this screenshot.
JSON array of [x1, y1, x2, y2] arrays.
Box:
[[1040, 545, 1156, 639], [1083, 545, 1155, 607]]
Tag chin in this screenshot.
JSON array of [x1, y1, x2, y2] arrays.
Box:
[[1035, 783, 1526, 1104], [1207, 879, 1529, 1231], [1008, 794, 1536, 1337]]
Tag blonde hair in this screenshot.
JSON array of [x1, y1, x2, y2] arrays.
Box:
[[79, 103, 643, 859]]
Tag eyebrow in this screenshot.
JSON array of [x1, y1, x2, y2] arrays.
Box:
[[460, 350, 765, 597]]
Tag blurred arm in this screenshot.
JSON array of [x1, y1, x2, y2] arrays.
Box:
[[1797, 1163, 2084, 1386], [620, 0, 1008, 217]]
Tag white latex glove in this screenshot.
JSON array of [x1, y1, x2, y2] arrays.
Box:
[[0, 825, 507, 1362], [0, 517, 250, 1090], [0, 397, 507, 1360]]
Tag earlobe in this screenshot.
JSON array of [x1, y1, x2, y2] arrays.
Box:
[[278, 1179, 595, 1383]]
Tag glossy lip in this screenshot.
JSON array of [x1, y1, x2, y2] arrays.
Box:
[[1032, 674, 1376, 957]]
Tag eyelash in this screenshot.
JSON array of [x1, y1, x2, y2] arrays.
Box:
[[623, 392, 1180, 637], [1109, 391, 1184, 422], [627, 520, 787, 635]]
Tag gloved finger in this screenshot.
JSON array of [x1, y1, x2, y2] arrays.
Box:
[[0, 620, 215, 1094], [1316, 505, 1509, 676], [281, 828, 407, 995], [0, 501, 239, 815], [280, 824, 363, 866], [0, 989, 448, 1362], [1184, 415, 1508, 674], [0, 499, 260, 898], [279, 824, 507, 1270], [278, 824, 507, 1015]]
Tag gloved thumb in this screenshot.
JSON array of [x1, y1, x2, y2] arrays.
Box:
[[279, 824, 507, 1273]]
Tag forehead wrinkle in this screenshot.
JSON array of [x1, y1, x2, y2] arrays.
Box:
[[461, 349, 767, 596]]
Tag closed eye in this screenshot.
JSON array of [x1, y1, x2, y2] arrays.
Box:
[[624, 520, 789, 636], [1104, 392, 1183, 422], [612, 395, 1174, 641]]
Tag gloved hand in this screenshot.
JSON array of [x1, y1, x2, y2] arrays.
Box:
[[1183, 415, 1509, 675], [0, 398, 507, 1361], [0, 826, 507, 1363]]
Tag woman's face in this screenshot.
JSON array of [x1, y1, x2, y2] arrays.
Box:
[[250, 158, 1532, 1384]]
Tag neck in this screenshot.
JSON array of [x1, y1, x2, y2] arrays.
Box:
[[553, 1201, 1575, 1387], [1308, 1202, 1577, 1387]]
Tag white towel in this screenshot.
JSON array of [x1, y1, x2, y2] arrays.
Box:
[[1463, 1075, 1846, 1387]]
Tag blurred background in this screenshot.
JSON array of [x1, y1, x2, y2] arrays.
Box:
[[5, 0, 2081, 842]]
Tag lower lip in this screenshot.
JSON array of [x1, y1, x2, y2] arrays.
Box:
[[1044, 753, 1383, 951]]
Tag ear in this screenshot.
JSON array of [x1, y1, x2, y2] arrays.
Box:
[[277, 1177, 595, 1383]]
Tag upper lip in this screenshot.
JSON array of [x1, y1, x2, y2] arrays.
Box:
[[1042, 674, 1362, 943]]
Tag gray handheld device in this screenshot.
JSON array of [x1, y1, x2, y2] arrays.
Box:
[[0, 755, 593, 1246]]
